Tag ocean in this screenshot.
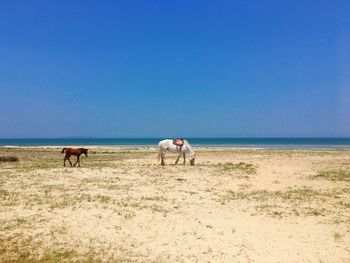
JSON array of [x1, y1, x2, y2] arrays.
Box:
[[0, 138, 350, 148]]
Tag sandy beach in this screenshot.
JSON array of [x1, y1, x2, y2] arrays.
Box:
[[0, 146, 349, 262]]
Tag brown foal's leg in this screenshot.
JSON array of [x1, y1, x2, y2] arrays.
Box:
[[66, 154, 72, 166], [73, 155, 79, 167]]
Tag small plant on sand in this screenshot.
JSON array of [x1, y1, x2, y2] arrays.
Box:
[[334, 232, 342, 241], [0, 156, 18, 162], [305, 208, 325, 217]]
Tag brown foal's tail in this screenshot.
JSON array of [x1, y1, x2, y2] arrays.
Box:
[[61, 148, 67, 153]]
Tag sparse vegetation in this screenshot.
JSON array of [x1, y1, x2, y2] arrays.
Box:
[[221, 186, 347, 218], [1, 147, 350, 262]]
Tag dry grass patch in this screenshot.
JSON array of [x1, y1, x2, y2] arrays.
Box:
[[312, 170, 350, 182], [219, 162, 256, 174], [201, 162, 257, 177]]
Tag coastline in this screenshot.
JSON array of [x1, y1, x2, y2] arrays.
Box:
[[1, 144, 350, 150], [1, 138, 350, 149]]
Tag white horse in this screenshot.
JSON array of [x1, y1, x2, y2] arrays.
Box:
[[158, 139, 196, 166]]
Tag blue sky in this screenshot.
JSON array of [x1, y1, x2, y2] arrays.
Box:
[[0, 1, 349, 138]]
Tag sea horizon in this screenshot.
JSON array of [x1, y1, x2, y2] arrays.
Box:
[[1, 137, 350, 148]]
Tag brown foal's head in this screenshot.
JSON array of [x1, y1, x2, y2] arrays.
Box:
[[83, 148, 88, 157]]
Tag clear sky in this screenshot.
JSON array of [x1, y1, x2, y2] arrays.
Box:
[[0, 1, 349, 138]]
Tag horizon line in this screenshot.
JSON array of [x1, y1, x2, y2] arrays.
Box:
[[1, 137, 350, 140]]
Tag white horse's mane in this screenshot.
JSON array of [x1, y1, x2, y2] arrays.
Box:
[[184, 139, 194, 153]]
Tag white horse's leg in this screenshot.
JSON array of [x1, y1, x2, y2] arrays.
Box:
[[161, 151, 165, 166], [175, 152, 182, 165], [183, 153, 186, 165]]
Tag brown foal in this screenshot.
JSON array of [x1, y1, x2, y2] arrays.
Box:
[[62, 148, 88, 167]]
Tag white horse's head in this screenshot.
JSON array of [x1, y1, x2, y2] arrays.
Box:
[[190, 154, 195, 166]]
